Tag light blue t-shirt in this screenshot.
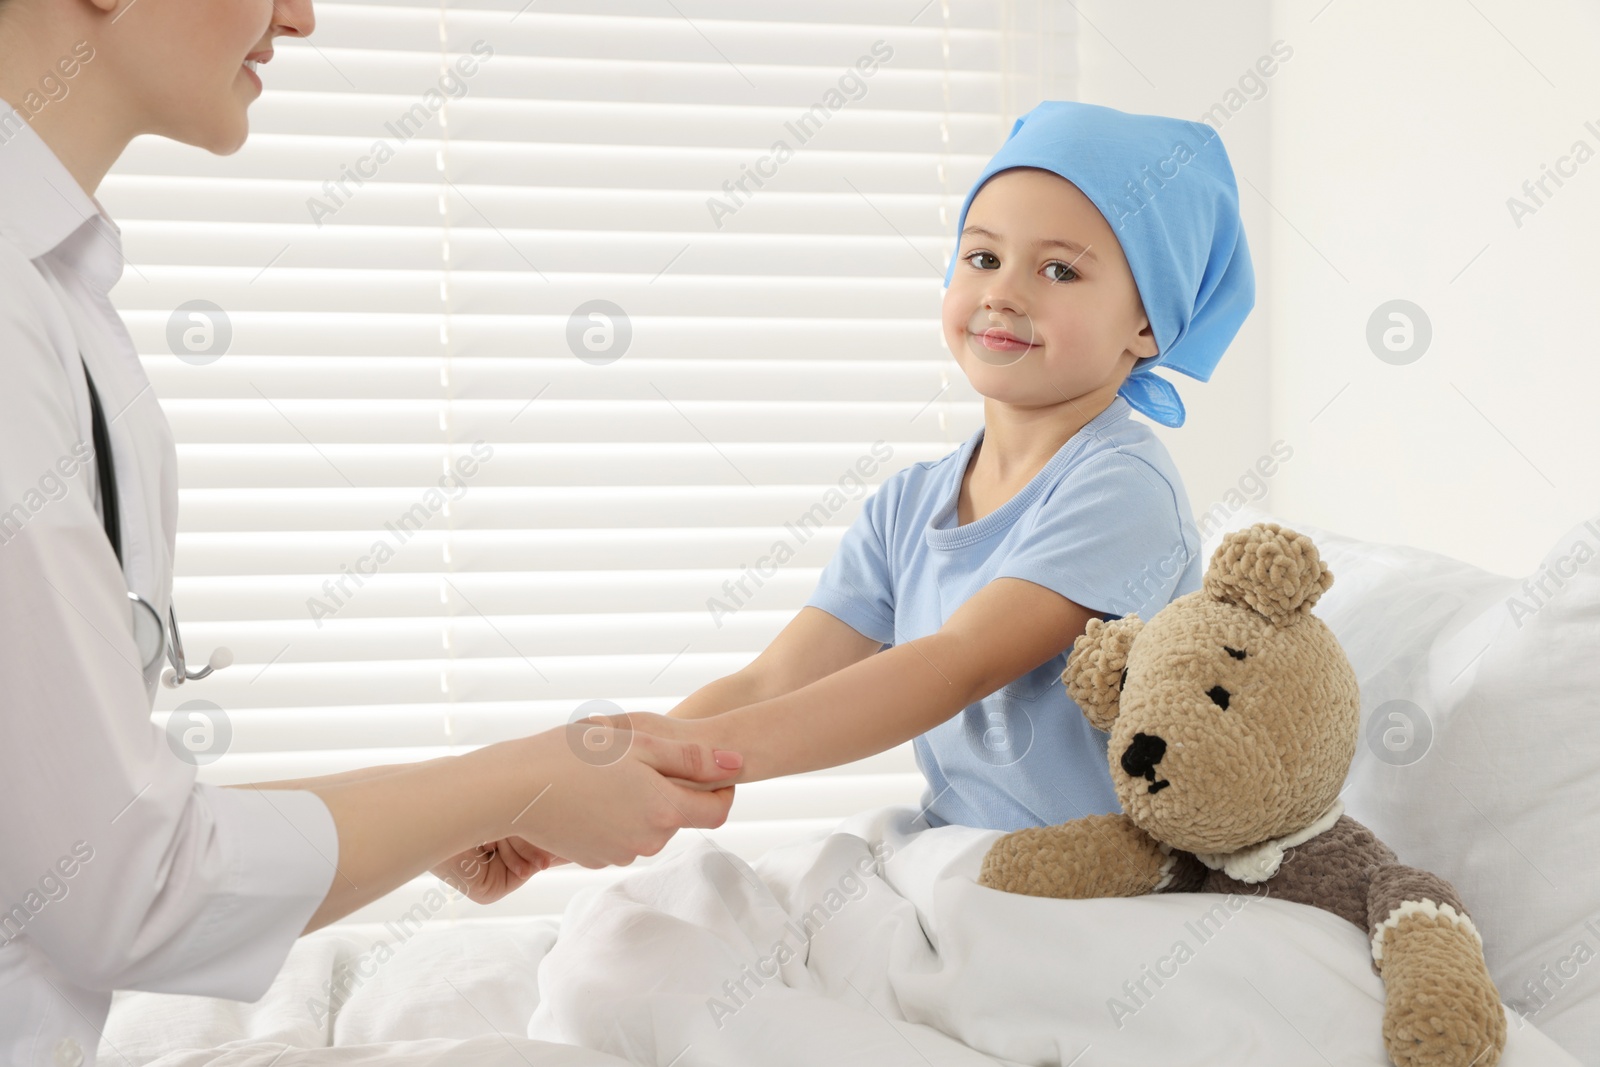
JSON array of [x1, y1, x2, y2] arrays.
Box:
[[804, 395, 1203, 832]]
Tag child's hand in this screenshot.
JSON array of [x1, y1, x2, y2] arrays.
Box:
[[432, 835, 567, 905]]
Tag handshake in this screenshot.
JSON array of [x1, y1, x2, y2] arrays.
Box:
[[429, 711, 743, 905]]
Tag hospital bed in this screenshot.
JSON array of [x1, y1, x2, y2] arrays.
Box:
[[99, 505, 1600, 1066]]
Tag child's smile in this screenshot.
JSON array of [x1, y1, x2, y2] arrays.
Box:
[[968, 307, 1040, 363]]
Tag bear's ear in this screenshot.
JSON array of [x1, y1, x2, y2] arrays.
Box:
[[1203, 522, 1333, 628], [1064, 614, 1144, 732]]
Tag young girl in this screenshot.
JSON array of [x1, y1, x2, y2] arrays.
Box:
[[652, 100, 1256, 831]]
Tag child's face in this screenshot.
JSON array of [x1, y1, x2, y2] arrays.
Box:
[[942, 168, 1158, 408]]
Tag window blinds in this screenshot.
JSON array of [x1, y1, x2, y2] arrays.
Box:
[[102, 0, 1076, 920]]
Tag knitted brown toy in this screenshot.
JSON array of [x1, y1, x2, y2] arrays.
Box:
[[978, 522, 1506, 1067]]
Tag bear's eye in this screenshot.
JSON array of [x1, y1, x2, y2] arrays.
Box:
[[1206, 684, 1231, 710], [1223, 646, 1246, 660]]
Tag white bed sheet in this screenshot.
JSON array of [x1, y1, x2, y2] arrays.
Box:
[[101, 805, 1582, 1067]]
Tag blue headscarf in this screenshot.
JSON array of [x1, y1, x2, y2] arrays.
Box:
[[943, 100, 1255, 428]]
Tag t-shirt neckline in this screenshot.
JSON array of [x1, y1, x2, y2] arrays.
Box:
[[926, 395, 1132, 551]]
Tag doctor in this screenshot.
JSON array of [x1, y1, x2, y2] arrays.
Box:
[[0, 1, 743, 1063]]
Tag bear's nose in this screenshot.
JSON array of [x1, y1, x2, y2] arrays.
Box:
[[1120, 732, 1167, 781]]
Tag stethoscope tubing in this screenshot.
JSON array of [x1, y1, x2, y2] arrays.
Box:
[[86, 356, 228, 688]]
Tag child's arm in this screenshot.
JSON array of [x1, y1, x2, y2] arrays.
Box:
[[655, 577, 1102, 783], [668, 607, 886, 720]]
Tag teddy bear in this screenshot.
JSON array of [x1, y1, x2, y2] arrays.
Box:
[[977, 522, 1506, 1067]]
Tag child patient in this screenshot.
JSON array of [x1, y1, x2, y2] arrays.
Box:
[[653, 100, 1256, 832]]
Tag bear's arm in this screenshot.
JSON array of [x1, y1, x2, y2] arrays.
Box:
[[1151, 849, 1208, 893], [978, 813, 1175, 899], [1366, 863, 1506, 1067], [1367, 864, 1472, 967]]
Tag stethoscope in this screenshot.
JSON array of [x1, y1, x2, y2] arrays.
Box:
[[84, 357, 232, 687]]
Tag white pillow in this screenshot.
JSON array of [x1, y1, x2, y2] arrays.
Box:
[[1201, 504, 1600, 1065]]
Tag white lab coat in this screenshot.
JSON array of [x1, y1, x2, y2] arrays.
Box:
[[0, 104, 339, 1066]]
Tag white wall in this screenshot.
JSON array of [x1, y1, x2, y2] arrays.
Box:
[[1076, 0, 1600, 577], [1071, 0, 1279, 552]]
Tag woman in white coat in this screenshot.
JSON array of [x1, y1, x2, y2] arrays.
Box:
[[0, 1, 741, 1062]]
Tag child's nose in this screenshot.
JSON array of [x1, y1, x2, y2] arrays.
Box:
[[980, 286, 1026, 317]]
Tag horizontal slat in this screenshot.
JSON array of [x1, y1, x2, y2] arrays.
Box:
[[162, 610, 823, 664], [155, 402, 977, 445], [234, 51, 1006, 112], [716, 770, 927, 820], [101, 177, 954, 233], [117, 221, 961, 274], [173, 528, 848, 576], [172, 571, 827, 619], [144, 357, 970, 402], [119, 134, 990, 195], [241, 91, 1007, 155], [151, 650, 772, 708], [124, 317, 950, 361], [284, 10, 1004, 74], [170, 474, 991, 529], [174, 443, 955, 488], [111, 270, 946, 318], [330, 0, 1001, 29]]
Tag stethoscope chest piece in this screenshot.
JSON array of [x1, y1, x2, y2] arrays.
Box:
[[128, 592, 233, 688]]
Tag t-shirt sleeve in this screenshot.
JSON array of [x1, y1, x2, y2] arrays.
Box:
[[994, 449, 1198, 621], [802, 475, 899, 646]]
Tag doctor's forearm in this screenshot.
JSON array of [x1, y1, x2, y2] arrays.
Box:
[[236, 760, 428, 793], [719, 632, 985, 782], [294, 741, 524, 933]]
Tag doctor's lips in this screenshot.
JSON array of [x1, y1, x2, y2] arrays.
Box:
[[242, 50, 273, 90]]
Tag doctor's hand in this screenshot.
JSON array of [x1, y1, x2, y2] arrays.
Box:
[[432, 835, 568, 905], [466, 723, 742, 881], [304, 722, 743, 931]]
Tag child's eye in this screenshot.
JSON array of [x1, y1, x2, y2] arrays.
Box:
[[963, 250, 1000, 271], [1044, 260, 1080, 284]]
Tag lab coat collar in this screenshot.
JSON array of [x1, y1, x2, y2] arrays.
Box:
[[0, 96, 126, 294]]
